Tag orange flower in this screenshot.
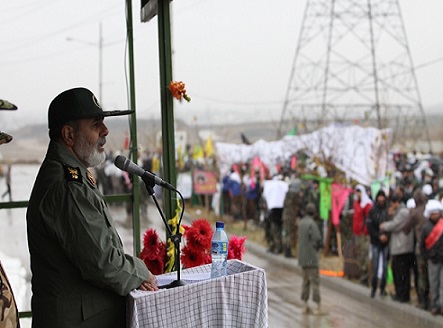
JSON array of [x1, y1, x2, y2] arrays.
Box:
[[169, 81, 191, 102]]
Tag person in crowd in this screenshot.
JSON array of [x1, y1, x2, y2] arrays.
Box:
[[394, 185, 409, 204], [403, 189, 430, 310], [367, 190, 390, 298], [0, 133, 18, 328], [221, 170, 232, 216], [263, 174, 288, 254], [399, 167, 416, 198], [306, 180, 322, 239], [405, 165, 418, 190], [1, 164, 12, 201], [381, 195, 414, 303], [420, 199, 443, 316], [26, 87, 158, 328], [243, 168, 260, 226], [282, 178, 303, 258], [422, 184, 434, 200], [298, 203, 323, 315], [228, 167, 244, 221], [352, 184, 373, 285], [104, 157, 123, 195], [422, 168, 435, 187]]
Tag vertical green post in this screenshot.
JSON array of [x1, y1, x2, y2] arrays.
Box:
[[157, 0, 177, 223], [126, 0, 142, 256]]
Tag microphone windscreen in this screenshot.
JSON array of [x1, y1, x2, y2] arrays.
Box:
[[114, 155, 145, 177], [114, 155, 127, 171]]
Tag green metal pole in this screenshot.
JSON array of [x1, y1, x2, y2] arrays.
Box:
[[157, 0, 177, 223], [126, 0, 142, 256]]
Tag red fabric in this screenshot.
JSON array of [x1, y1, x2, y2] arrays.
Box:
[[425, 219, 443, 250], [331, 183, 353, 226], [352, 201, 371, 235]]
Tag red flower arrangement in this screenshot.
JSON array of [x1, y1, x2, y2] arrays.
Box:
[[139, 219, 247, 274], [181, 219, 213, 268], [139, 229, 167, 275], [228, 235, 247, 261]]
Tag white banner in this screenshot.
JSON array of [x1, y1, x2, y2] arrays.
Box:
[[215, 124, 391, 185]]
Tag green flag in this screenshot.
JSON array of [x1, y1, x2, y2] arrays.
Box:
[[319, 180, 332, 220], [287, 126, 298, 136], [301, 175, 333, 220]]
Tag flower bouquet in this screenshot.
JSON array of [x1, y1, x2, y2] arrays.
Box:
[[139, 219, 247, 274]]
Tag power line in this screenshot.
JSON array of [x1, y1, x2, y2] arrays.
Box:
[[0, 37, 127, 66], [1, 1, 54, 24], [191, 93, 284, 107], [0, 4, 122, 56]]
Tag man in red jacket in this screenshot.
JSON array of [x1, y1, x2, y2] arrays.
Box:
[[352, 185, 373, 285]]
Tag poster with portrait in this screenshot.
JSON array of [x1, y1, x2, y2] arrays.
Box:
[[193, 170, 218, 195]]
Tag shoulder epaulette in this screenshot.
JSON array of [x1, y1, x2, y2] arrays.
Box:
[[63, 164, 83, 184]]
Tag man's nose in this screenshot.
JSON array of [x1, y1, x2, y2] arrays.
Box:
[[101, 122, 109, 137]]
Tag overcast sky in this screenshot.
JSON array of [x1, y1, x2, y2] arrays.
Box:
[[1, 0, 443, 131]]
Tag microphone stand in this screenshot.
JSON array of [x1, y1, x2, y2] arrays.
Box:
[[142, 177, 186, 289]]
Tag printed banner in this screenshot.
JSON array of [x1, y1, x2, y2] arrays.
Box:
[[193, 170, 218, 195]]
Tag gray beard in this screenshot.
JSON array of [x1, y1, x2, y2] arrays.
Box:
[[74, 135, 106, 168]]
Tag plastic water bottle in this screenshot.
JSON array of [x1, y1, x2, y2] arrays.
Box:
[[211, 221, 229, 278]]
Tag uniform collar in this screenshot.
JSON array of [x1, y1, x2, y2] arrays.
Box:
[[48, 141, 99, 188], [47, 140, 87, 171]]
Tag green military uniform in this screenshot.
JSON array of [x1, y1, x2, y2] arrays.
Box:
[[27, 141, 150, 328], [282, 179, 303, 257], [297, 213, 322, 304], [306, 182, 323, 240]]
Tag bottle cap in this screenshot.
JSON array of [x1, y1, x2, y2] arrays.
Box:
[[216, 221, 224, 229]]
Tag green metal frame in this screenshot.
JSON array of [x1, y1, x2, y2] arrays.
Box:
[[157, 0, 177, 224], [125, 0, 142, 256]]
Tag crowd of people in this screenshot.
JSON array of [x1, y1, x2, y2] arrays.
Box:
[[350, 152, 443, 316], [220, 160, 323, 257], [219, 151, 443, 316]]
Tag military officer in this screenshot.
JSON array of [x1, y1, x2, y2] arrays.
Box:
[[26, 87, 158, 328]]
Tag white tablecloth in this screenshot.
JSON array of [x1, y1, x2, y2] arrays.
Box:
[[127, 259, 268, 328]]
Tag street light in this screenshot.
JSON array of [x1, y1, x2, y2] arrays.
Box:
[[67, 22, 103, 104]]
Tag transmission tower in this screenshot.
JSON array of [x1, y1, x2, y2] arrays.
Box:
[[279, 0, 431, 151]]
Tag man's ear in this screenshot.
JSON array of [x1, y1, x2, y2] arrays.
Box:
[[61, 125, 75, 147]]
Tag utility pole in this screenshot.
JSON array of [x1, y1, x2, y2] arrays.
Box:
[[98, 22, 103, 104], [67, 22, 104, 104]]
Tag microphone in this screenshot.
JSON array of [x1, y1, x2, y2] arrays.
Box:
[[114, 155, 176, 191]]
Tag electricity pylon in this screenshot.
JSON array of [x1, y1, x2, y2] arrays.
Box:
[[279, 0, 431, 151]]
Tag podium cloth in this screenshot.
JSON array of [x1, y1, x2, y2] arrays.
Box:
[[127, 260, 268, 328]]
